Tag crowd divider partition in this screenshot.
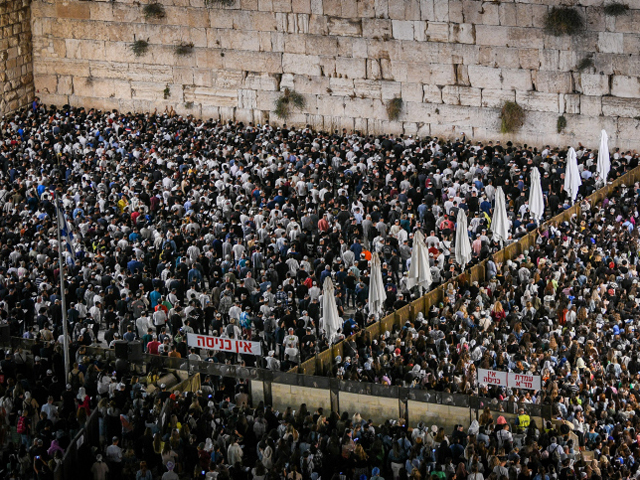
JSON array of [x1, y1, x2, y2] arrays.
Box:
[[292, 165, 640, 376]]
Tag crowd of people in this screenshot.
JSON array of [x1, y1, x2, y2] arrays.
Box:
[[0, 100, 637, 480]]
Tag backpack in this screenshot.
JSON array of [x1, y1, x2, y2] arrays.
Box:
[[551, 444, 563, 463], [16, 416, 27, 434], [70, 371, 81, 390]]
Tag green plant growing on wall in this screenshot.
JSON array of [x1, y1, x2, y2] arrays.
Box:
[[386, 97, 403, 121], [274, 88, 305, 119], [143, 2, 166, 19], [163, 85, 170, 99], [577, 57, 595, 71], [557, 115, 567, 133], [174, 42, 194, 56], [604, 2, 629, 16], [500, 101, 525, 134], [544, 7, 584, 36], [185, 101, 194, 109], [131, 39, 149, 57]]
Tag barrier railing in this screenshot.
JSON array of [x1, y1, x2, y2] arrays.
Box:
[[54, 405, 100, 480], [295, 163, 640, 377]]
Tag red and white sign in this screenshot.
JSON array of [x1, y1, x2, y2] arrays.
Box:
[[507, 373, 541, 391], [478, 368, 508, 387], [478, 369, 541, 390], [187, 334, 262, 356]]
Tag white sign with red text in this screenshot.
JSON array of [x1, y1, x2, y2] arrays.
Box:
[[478, 368, 508, 387], [477, 369, 541, 390], [187, 333, 262, 356], [507, 372, 541, 391]]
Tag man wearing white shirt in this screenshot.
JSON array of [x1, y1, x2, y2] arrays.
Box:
[[136, 314, 153, 337]]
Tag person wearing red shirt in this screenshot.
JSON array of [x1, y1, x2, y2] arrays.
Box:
[[146, 335, 161, 355]]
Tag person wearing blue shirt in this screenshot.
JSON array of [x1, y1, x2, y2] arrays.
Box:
[[149, 287, 161, 309], [350, 239, 363, 259], [188, 267, 202, 285]]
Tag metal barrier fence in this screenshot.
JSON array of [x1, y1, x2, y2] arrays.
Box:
[[55, 404, 100, 480]]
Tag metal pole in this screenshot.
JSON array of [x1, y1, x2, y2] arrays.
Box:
[[55, 204, 71, 383]]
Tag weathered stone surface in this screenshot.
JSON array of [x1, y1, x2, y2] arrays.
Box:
[[533, 71, 572, 94], [516, 91, 559, 113], [327, 17, 362, 36], [468, 65, 502, 89], [576, 73, 610, 96], [611, 75, 640, 98], [580, 96, 602, 117], [441, 85, 481, 106], [598, 32, 624, 54], [502, 69, 532, 91], [481, 88, 515, 108], [23, 0, 640, 148]]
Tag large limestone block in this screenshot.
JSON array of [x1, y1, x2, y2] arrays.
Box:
[[238, 89, 257, 109], [598, 32, 624, 54], [328, 17, 362, 36], [468, 65, 501, 89], [282, 53, 320, 76], [533, 71, 572, 94], [425, 22, 449, 42], [481, 89, 515, 108], [293, 75, 329, 94], [580, 96, 602, 117], [56, 2, 91, 20], [401, 82, 423, 102], [336, 58, 366, 79], [423, 84, 442, 103], [381, 80, 402, 100], [478, 47, 521, 69], [183, 86, 238, 107], [449, 23, 474, 44], [560, 94, 580, 115], [344, 97, 375, 117], [442, 85, 481, 106], [516, 91, 559, 113], [130, 81, 172, 102], [362, 19, 392, 38], [502, 69, 532, 91], [354, 79, 382, 98], [328, 77, 355, 96], [244, 72, 280, 91], [611, 75, 640, 98], [392, 20, 414, 40], [575, 73, 610, 96], [499, 2, 517, 26], [316, 94, 346, 116]]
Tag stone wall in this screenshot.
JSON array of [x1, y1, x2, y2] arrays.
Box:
[[1, 0, 34, 113], [30, 0, 640, 148]]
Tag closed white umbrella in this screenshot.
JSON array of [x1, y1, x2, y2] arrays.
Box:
[[406, 230, 432, 297], [455, 208, 472, 271], [321, 276, 341, 345], [563, 147, 582, 204], [529, 167, 544, 223], [597, 129, 610, 184], [367, 252, 387, 320], [490, 187, 509, 246]]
